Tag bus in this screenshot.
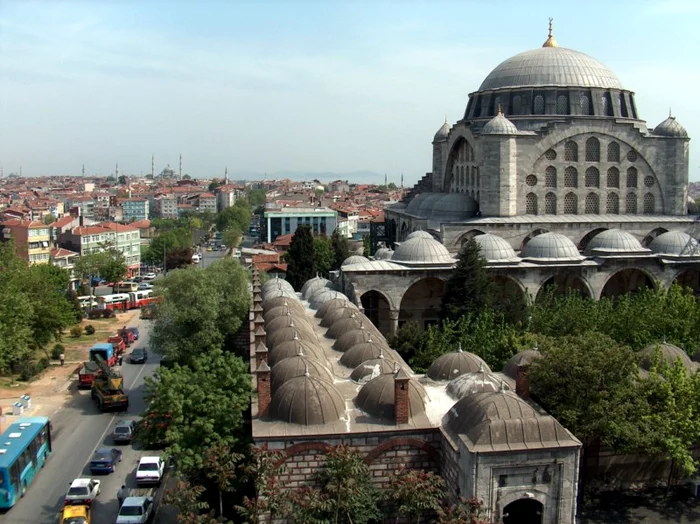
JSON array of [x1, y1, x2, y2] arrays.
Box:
[[97, 293, 131, 311], [113, 282, 139, 293], [0, 416, 52, 509], [128, 290, 155, 309], [77, 295, 98, 309]]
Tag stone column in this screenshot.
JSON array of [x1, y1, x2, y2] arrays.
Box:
[[256, 361, 271, 418], [394, 368, 410, 424], [389, 309, 400, 336]]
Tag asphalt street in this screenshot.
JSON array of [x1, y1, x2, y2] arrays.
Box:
[[197, 248, 227, 269], [2, 318, 164, 524]]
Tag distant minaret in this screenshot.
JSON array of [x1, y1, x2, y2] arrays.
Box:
[[82, 164, 85, 177], [225, 166, 229, 184], [384, 173, 387, 187], [0, 166, 3, 179], [401, 173, 404, 189], [19, 166, 22, 177], [151, 155, 155, 178], [179, 154, 182, 180], [116, 162, 119, 179]]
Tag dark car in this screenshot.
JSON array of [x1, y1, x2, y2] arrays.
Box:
[[89, 447, 122, 474], [112, 419, 136, 444], [126, 327, 140, 340], [129, 347, 148, 364]]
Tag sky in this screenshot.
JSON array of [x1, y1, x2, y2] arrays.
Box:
[[1, 0, 699, 185]]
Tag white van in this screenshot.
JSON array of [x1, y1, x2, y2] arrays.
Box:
[[192, 253, 201, 263], [233, 249, 241, 259]]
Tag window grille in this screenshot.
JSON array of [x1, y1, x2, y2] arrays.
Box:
[[643, 193, 655, 214], [606, 193, 619, 214], [580, 94, 591, 115], [545, 149, 557, 160], [533, 95, 545, 114], [526, 193, 538, 214], [626, 193, 637, 213], [564, 141, 578, 161], [644, 175, 654, 188], [544, 193, 557, 214], [627, 150, 638, 162], [607, 142, 620, 162], [526, 175, 537, 186], [607, 167, 619, 188], [626, 167, 638, 188], [564, 193, 578, 214], [584, 193, 599, 214], [556, 95, 568, 114], [585, 137, 600, 161], [564, 166, 578, 188], [545, 166, 557, 187], [512, 95, 522, 115], [585, 167, 600, 188]]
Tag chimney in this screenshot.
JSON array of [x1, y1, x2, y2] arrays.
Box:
[[255, 342, 269, 367], [256, 361, 271, 418], [254, 324, 266, 346], [515, 365, 531, 399], [394, 368, 410, 424]]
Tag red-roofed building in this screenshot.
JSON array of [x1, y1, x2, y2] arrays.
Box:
[[251, 253, 287, 278], [50, 247, 80, 289], [60, 222, 142, 277], [1, 218, 51, 264]]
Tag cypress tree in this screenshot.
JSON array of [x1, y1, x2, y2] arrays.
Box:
[[285, 225, 317, 291], [330, 229, 350, 270]]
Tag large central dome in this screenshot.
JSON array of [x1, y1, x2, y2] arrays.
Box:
[[478, 47, 622, 91]]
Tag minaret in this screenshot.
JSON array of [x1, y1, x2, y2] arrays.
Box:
[[225, 166, 229, 184], [82, 164, 85, 177], [179, 154, 182, 180], [116, 162, 119, 179], [384, 173, 387, 187], [151, 155, 155, 178], [19, 166, 22, 177]]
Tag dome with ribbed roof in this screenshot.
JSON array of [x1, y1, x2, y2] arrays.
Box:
[[374, 246, 394, 260], [302, 278, 334, 300], [446, 368, 508, 400], [474, 234, 520, 263], [268, 336, 325, 367], [309, 290, 348, 310], [262, 296, 303, 313], [326, 315, 383, 340], [315, 298, 356, 318], [265, 315, 315, 338], [321, 305, 359, 327], [427, 346, 491, 381], [404, 193, 433, 215], [261, 287, 297, 302], [350, 356, 398, 384], [267, 327, 317, 350], [262, 277, 295, 295], [355, 372, 426, 421], [333, 328, 376, 352], [270, 354, 333, 393], [264, 303, 308, 323], [521, 232, 584, 262], [392, 236, 455, 267], [342, 255, 370, 267], [640, 342, 695, 372], [653, 115, 688, 138], [270, 375, 345, 425], [433, 119, 450, 142], [339, 339, 390, 368], [503, 349, 542, 379], [649, 231, 700, 257], [481, 111, 519, 135], [584, 229, 650, 256], [407, 230, 435, 240]]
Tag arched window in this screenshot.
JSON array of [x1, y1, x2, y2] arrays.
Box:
[[580, 94, 591, 115], [545, 192, 557, 214], [556, 95, 569, 114], [564, 166, 578, 188], [643, 193, 655, 214], [564, 141, 578, 161], [626, 167, 638, 188], [585, 167, 600, 188], [607, 167, 620, 188], [564, 193, 578, 214], [545, 166, 557, 187], [493, 96, 501, 115], [607, 142, 620, 162], [619, 94, 629, 117], [526, 193, 538, 214], [585, 193, 599, 214], [602, 92, 613, 116], [512, 95, 522, 115], [533, 95, 545, 115], [585, 137, 600, 161], [626, 193, 637, 214], [606, 193, 619, 214]]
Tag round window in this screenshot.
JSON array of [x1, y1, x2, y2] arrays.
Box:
[[545, 149, 557, 160], [627, 150, 638, 162], [526, 175, 537, 186], [644, 175, 654, 187]]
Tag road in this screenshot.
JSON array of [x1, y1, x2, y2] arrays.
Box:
[[3, 318, 166, 524], [198, 248, 226, 269]]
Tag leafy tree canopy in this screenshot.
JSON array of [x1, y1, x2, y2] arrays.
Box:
[[73, 243, 128, 284], [330, 230, 350, 270], [246, 189, 267, 207], [313, 236, 334, 278], [285, 225, 316, 291], [216, 205, 251, 233]]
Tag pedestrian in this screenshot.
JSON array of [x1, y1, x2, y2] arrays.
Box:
[[59, 353, 65, 366], [118, 354, 124, 366], [117, 485, 127, 506]]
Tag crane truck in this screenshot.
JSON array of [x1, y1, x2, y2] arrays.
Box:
[[91, 355, 129, 411]]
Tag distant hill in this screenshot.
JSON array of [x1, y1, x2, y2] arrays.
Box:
[[229, 170, 388, 185]]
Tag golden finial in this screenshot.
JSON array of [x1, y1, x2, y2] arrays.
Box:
[[497, 103, 503, 116], [542, 17, 558, 48]]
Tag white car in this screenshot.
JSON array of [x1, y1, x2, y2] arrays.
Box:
[[137, 283, 153, 290], [143, 273, 157, 280], [64, 478, 101, 505], [192, 254, 201, 263], [135, 456, 165, 486], [116, 495, 155, 524]]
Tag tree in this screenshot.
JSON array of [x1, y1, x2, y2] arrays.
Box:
[[384, 468, 446, 523], [203, 442, 244, 517], [362, 235, 371, 257], [440, 238, 495, 322], [437, 497, 494, 524], [73, 244, 127, 286], [222, 226, 242, 249], [313, 236, 334, 277], [166, 247, 194, 270], [285, 225, 316, 291], [23, 264, 76, 348], [164, 479, 218, 524], [236, 445, 290, 524], [0, 246, 34, 372], [204, 258, 251, 354], [147, 228, 194, 267], [330, 230, 350, 270], [117, 175, 127, 185], [43, 213, 57, 225], [183, 174, 192, 180], [246, 189, 267, 207], [217, 205, 251, 233], [209, 180, 224, 192]]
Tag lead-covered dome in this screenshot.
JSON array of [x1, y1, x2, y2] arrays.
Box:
[[262, 277, 295, 295], [270, 354, 333, 393], [430, 193, 479, 222], [264, 303, 307, 323], [392, 236, 455, 267], [407, 230, 435, 240], [268, 336, 325, 367], [374, 246, 394, 260], [262, 296, 303, 313], [649, 231, 700, 257], [503, 349, 542, 379], [302, 277, 334, 300], [446, 368, 508, 400], [433, 120, 450, 142], [653, 115, 688, 138], [584, 229, 650, 256], [333, 328, 376, 352], [481, 111, 518, 135], [310, 290, 348, 310], [315, 298, 356, 318], [473, 234, 520, 263], [269, 374, 345, 425], [350, 356, 397, 384], [355, 372, 426, 421], [321, 305, 359, 327], [342, 255, 370, 267], [640, 342, 696, 373], [521, 232, 584, 262], [339, 339, 390, 368], [265, 315, 315, 339], [478, 47, 622, 91], [427, 347, 491, 381]]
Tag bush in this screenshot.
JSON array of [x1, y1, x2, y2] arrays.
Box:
[[88, 309, 103, 320], [102, 309, 116, 319], [18, 358, 50, 382], [84, 325, 96, 335], [51, 344, 65, 360], [70, 326, 83, 338]]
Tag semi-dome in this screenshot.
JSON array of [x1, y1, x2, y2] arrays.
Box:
[[342, 255, 370, 267], [309, 290, 348, 310], [427, 347, 491, 381], [302, 278, 334, 300], [446, 368, 508, 400], [649, 231, 700, 257], [478, 46, 622, 92], [374, 246, 394, 260], [270, 354, 333, 393], [481, 110, 519, 135], [404, 193, 433, 215], [262, 296, 302, 313], [520, 232, 584, 262], [350, 356, 398, 384], [315, 298, 356, 318], [407, 230, 435, 240], [640, 342, 696, 372], [333, 328, 376, 352], [473, 234, 520, 263], [430, 193, 479, 222], [268, 336, 325, 367], [355, 372, 426, 421], [267, 327, 316, 350], [433, 119, 450, 142], [584, 229, 650, 256], [503, 349, 542, 379], [321, 305, 359, 327], [269, 374, 345, 425], [653, 115, 688, 138], [339, 339, 390, 368], [265, 315, 315, 338], [392, 236, 455, 267]]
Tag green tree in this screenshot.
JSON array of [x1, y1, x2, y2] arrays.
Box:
[[285, 225, 316, 291], [440, 238, 494, 322], [217, 205, 251, 233], [236, 445, 290, 524], [118, 175, 127, 185], [222, 226, 242, 249], [384, 468, 446, 523], [43, 213, 57, 225], [437, 497, 493, 524], [246, 189, 267, 207], [166, 247, 194, 270], [203, 442, 244, 517], [23, 264, 76, 348], [204, 258, 251, 354], [313, 236, 334, 278], [73, 244, 128, 286], [330, 230, 350, 270], [208, 180, 224, 192], [164, 479, 218, 524], [362, 235, 372, 257], [147, 228, 194, 267], [387, 182, 397, 190]]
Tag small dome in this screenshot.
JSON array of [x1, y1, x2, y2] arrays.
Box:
[[326, 315, 383, 340], [269, 375, 345, 425], [653, 115, 688, 138], [355, 372, 426, 421], [339, 339, 390, 368], [649, 231, 700, 257], [342, 255, 370, 267], [404, 193, 431, 214], [433, 119, 450, 142], [261, 287, 297, 302], [333, 328, 376, 352], [265, 315, 315, 339], [430, 193, 479, 222], [503, 349, 542, 379], [300, 275, 328, 295], [447, 389, 535, 434], [446, 369, 508, 400], [268, 337, 325, 367], [521, 232, 584, 262], [267, 327, 317, 351], [640, 342, 695, 372], [427, 347, 491, 381], [315, 298, 357, 318], [392, 236, 455, 267], [406, 230, 435, 240], [309, 290, 348, 310], [417, 193, 447, 214], [302, 278, 334, 300], [321, 305, 359, 328], [481, 110, 518, 135], [350, 356, 397, 384], [584, 229, 649, 256], [473, 234, 520, 263], [262, 296, 303, 313], [271, 355, 333, 393], [263, 304, 307, 324], [374, 246, 394, 260], [262, 277, 295, 295]]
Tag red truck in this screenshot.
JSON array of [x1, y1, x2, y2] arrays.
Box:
[[117, 327, 135, 347], [77, 361, 101, 389], [105, 337, 126, 364]]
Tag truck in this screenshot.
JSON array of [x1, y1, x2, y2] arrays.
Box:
[[78, 361, 102, 389], [106, 336, 127, 361], [89, 343, 116, 367], [117, 327, 135, 346], [91, 355, 129, 411], [116, 488, 155, 524]]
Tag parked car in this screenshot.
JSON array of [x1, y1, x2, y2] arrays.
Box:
[[135, 456, 165, 486], [137, 283, 153, 290], [65, 478, 101, 506], [129, 347, 148, 364], [143, 272, 157, 280], [89, 447, 123, 474], [116, 495, 154, 524], [112, 419, 136, 444]]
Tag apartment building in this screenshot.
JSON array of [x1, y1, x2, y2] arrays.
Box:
[[61, 222, 141, 277], [1, 218, 51, 264], [216, 184, 245, 212], [50, 247, 80, 289], [263, 205, 337, 243], [122, 198, 150, 222], [151, 194, 178, 219]]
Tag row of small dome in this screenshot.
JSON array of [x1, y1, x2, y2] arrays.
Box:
[[340, 230, 456, 267]]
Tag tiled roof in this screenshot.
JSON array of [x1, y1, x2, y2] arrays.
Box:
[[51, 247, 79, 258]]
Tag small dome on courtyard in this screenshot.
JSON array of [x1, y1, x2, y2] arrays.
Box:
[[302, 278, 334, 300], [649, 231, 700, 257], [263, 303, 307, 323], [269, 374, 345, 426], [653, 115, 688, 138], [446, 367, 508, 400], [407, 230, 435, 240], [481, 110, 519, 135], [333, 328, 376, 352], [342, 255, 370, 267], [503, 349, 542, 379], [433, 119, 450, 142], [262, 296, 303, 313], [339, 338, 390, 368], [392, 235, 455, 267], [265, 315, 315, 338], [262, 277, 295, 295], [473, 234, 520, 263], [640, 342, 696, 373], [520, 232, 584, 262], [267, 326, 316, 351], [584, 229, 649, 256], [321, 305, 359, 327], [261, 287, 297, 302], [374, 246, 394, 260], [271, 354, 333, 393], [315, 298, 357, 318], [427, 346, 491, 381], [268, 336, 325, 367], [350, 355, 398, 384], [430, 193, 479, 222], [309, 290, 349, 310], [355, 371, 426, 422], [326, 315, 383, 340]]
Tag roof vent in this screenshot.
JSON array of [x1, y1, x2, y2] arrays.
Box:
[[0, 450, 6, 455], [8, 433, 21, 439]]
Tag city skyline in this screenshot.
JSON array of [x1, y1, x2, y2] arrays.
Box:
[[1, 0, 699, 184]]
